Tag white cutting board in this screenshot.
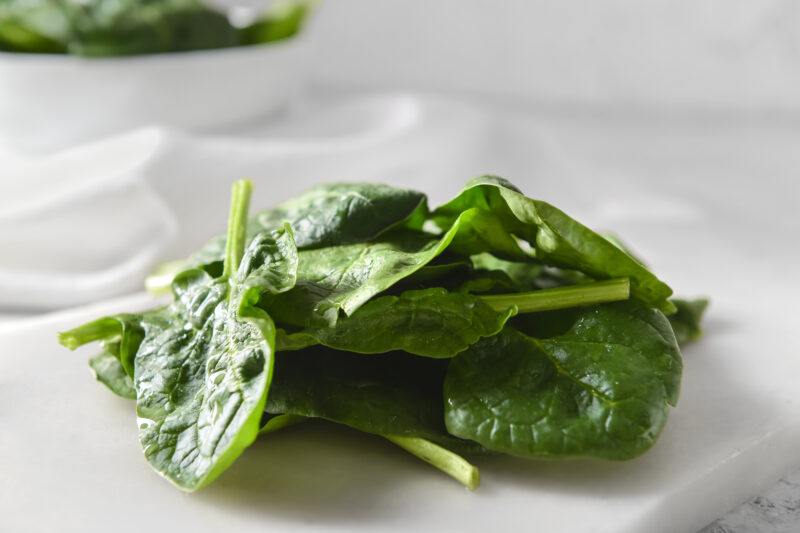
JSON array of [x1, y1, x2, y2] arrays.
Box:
[[2, 96, 800, 532], [2, 203, 800, 533]]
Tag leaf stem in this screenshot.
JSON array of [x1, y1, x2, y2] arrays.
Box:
[[384, 435, 480, 490], [223, 179, 254, 279], [480, 277, 630, 314], [58, 317, 122, 350]]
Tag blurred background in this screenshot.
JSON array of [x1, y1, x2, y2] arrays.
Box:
[[1, 2, 799, 531], [2, 0, 797, 312]]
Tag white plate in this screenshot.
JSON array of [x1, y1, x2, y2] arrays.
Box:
[[0, 38, 312, 153]]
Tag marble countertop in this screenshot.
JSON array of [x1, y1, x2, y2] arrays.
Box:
[[701, 467, 800, 532]]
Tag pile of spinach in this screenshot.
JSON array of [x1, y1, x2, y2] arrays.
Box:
[[60, 177, 707, 491], [0, 0, 310, 56]]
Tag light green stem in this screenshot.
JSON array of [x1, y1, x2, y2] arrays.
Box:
[[58, 317, 122, 350], [480, 277, 630, 314], [384, 435, 480, 490], [222, 179, 253, 279]]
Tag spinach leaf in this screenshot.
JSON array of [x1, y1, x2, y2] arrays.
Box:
[[0, 0, 311, 56], [187, 182, 427, 274], [277, 288, 515, 357], [468, 253, 545, 291], [58, 177, 702, 491], [669, 298, 709, 345], [261, 224, 462, 326], [238, 1, 310, 45], [69, 0, 238, 57], [89, 343, 135, 400], [432, 176, 675, 313], [258, 413, 306, 435], [388, 258, 473, 292], [262, 206, 555, 327], [444, 301, 682, 459], [266, 346, 482, 488], [266, 347, 483, 454], [0, 0, 70, 53], [436, 208, 531, 261], [60, 182, 296, 490]]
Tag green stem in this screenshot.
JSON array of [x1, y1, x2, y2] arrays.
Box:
[[222, 179, 254, 279], [258, 414, 307, 436], [384, 435, 480, 490], [58, 317, 122, 350], [480, 277, 630, 314]]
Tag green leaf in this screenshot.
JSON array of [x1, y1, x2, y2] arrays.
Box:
[[278, 287, 516, 357], [0, 0, 313, 57], [668, 298, 709, 345], [444, 302, 682, 460], [266, 347, 483, 454], [69, 2, 239, 57], [467, 253, 545, 292], [263, 207, 545, 327], [235, 223, 298, 300], [134, 277, 275, 490], [433, 176, 675, 313], [238, 0, 312, 45], [59, 181, 298, 490], [436, 208, 531, 261], [262, 226, 459, 326], [88, 345, 136, 400], [189, 182, 427, 273], [258, 413, 306, 435]]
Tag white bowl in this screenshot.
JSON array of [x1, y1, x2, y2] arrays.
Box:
[[0, 37, 312, 153]]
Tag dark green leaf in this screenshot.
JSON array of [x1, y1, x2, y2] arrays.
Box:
[[60, 220, 297, 490], [0, 0, 69, 53], [235, 223, 298, 299], [0, 0, 312, 56], [238, 1, 310, 45], [189, 182, 427, 272], [262, 225, 462, 326], [266, 347, 484, 453], [444, 302, 682, 459], [69, 2, 239, 57], [278, 287, 515, 357], [669, 298, 709, 345], [433, 176, 675, 312], [88, 344, 135, 400]]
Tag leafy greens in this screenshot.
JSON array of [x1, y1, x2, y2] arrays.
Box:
[[60, 176, 707, 491], [0, 0, 311, 56]]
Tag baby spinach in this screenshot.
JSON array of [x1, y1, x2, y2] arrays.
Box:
[[433, 176, 675, 313], [239, 1, 312, 47], [669, 298, 709, 345], [265, 346, 485, 488], [60, 177, 707, 492], [260, 222, 465, 326], [277, 280, 630, 356], [444, 302, 682, 459], [89, 344, 135, 400], [188, 182, 427, 275], [277, 287, 516, 357], [0, 0, 310, 56], [266, 348, 465, 447], [60, 181, 296, 490]]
